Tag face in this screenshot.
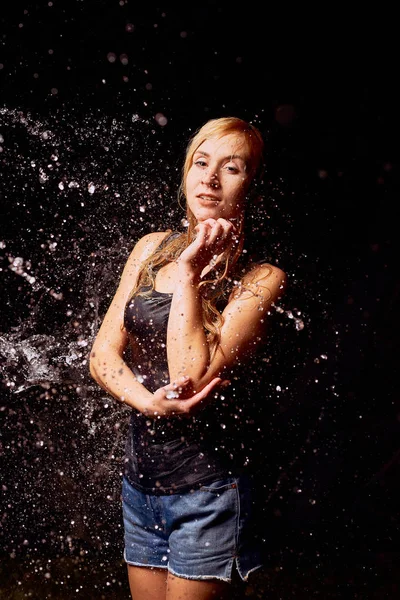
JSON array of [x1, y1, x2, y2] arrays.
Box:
[[185, 134, 251, 223]]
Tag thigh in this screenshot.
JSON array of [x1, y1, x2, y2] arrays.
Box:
[[128, 565, 167, 600], [166, 572, 230, 600]]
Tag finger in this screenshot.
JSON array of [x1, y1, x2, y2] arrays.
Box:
[[217, 218, 236, 236], [219, 379, 231, 388], [201, 218, 218, 227], [217, 217, 237, 230], [196, 219, 217, 231], [193, 377, 222, 400], [206, 222, 226, 247], [213, 223, 232, 247], [169, 375, 191, 389], [193, 223, 210, 244], [167, 377, 223, 415]]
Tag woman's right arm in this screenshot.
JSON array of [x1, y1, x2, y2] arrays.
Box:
[[89, 231, 168, 412], [89, 231, 222, 416]]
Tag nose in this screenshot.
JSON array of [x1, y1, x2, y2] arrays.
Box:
[[201, 169, 219, 188]]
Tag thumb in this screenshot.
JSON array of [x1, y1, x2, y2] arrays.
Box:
[[196, 377, 223, 398], [174, 375, 191, 387]]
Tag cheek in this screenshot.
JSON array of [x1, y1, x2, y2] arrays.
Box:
[[185, 171, 196, 194]]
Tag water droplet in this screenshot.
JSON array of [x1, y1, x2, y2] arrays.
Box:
[[155, 113, 168, 127]]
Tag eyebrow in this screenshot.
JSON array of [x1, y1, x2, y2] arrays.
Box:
[[194, 150, 246, 162]]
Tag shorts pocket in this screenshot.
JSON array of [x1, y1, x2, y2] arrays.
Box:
[[199, 478, 238, 494]]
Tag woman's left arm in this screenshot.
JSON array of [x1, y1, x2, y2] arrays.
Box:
[[167, 247, 287, 397]]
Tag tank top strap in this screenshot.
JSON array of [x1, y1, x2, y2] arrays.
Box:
[[157, 230, 182, 251], [149, 230, 182, 276]]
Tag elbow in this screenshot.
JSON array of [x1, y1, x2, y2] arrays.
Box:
[[89, 351, 100, 383], [89, 341, 107, 384], [89, 343, 122, 383], [180, 369, 220, 399], [89, 360, 98, 382]]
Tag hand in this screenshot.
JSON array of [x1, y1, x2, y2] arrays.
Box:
[[144, 375, 225, 417], [178, 218, 238, 276]]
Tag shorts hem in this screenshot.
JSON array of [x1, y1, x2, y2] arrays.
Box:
[[167, 565, 232, 583], [124, 549, 168, 570], [125, 559, 169, 570], [238, 562, 264, 582]]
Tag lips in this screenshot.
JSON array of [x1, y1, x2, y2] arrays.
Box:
[[197, 194, 220, 202]]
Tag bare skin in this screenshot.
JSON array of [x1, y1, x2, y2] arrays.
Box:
[[91, 131, 287, 600], [127, 566, 230, 600]]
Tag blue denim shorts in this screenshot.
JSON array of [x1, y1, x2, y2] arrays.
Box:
[[122, 475, 263, 582]]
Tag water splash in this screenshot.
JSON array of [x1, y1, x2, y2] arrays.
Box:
[[0, 105, 334, 564], [273, 302, 305, 331], [1, 106, 168, 557]]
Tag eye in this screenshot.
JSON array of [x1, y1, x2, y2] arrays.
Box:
[[194, 159, 207, 167], [224, 164, 239, 173]]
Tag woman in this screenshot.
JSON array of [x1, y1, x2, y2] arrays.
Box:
[[90, 116, 287, 599]]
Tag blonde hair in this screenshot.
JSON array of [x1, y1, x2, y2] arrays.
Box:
[[128, 117, 265, 358]]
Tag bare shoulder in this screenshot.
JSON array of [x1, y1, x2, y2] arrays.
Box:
[[116, 231, 172, 287], [126, 230, 172, 264], [244, 262, 286, 286], [232, 262, 287, 304]]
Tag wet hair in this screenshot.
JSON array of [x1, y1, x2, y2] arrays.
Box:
[[127, 117, 265, 358]]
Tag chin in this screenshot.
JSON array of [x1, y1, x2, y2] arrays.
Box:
[[192, 208, 221, 221]]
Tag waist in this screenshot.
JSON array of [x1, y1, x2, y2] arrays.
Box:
[[123, 411, 238, 494]]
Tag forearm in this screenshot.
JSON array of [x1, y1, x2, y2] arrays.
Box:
[[166, 265, 210, 386], [90, 348, 153, 412]]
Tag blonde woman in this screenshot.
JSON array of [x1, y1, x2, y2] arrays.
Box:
[[90, 117, 287, 599]]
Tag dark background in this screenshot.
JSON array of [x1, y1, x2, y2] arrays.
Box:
[[1, 2, 399, 598]]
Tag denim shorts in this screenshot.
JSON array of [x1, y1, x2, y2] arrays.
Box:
[[122, 475, 263, 582]]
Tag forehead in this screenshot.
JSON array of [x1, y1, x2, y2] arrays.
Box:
[[194, 134, 248, 160]]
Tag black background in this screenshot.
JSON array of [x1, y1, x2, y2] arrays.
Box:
[[1, 2, 399, 598]]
